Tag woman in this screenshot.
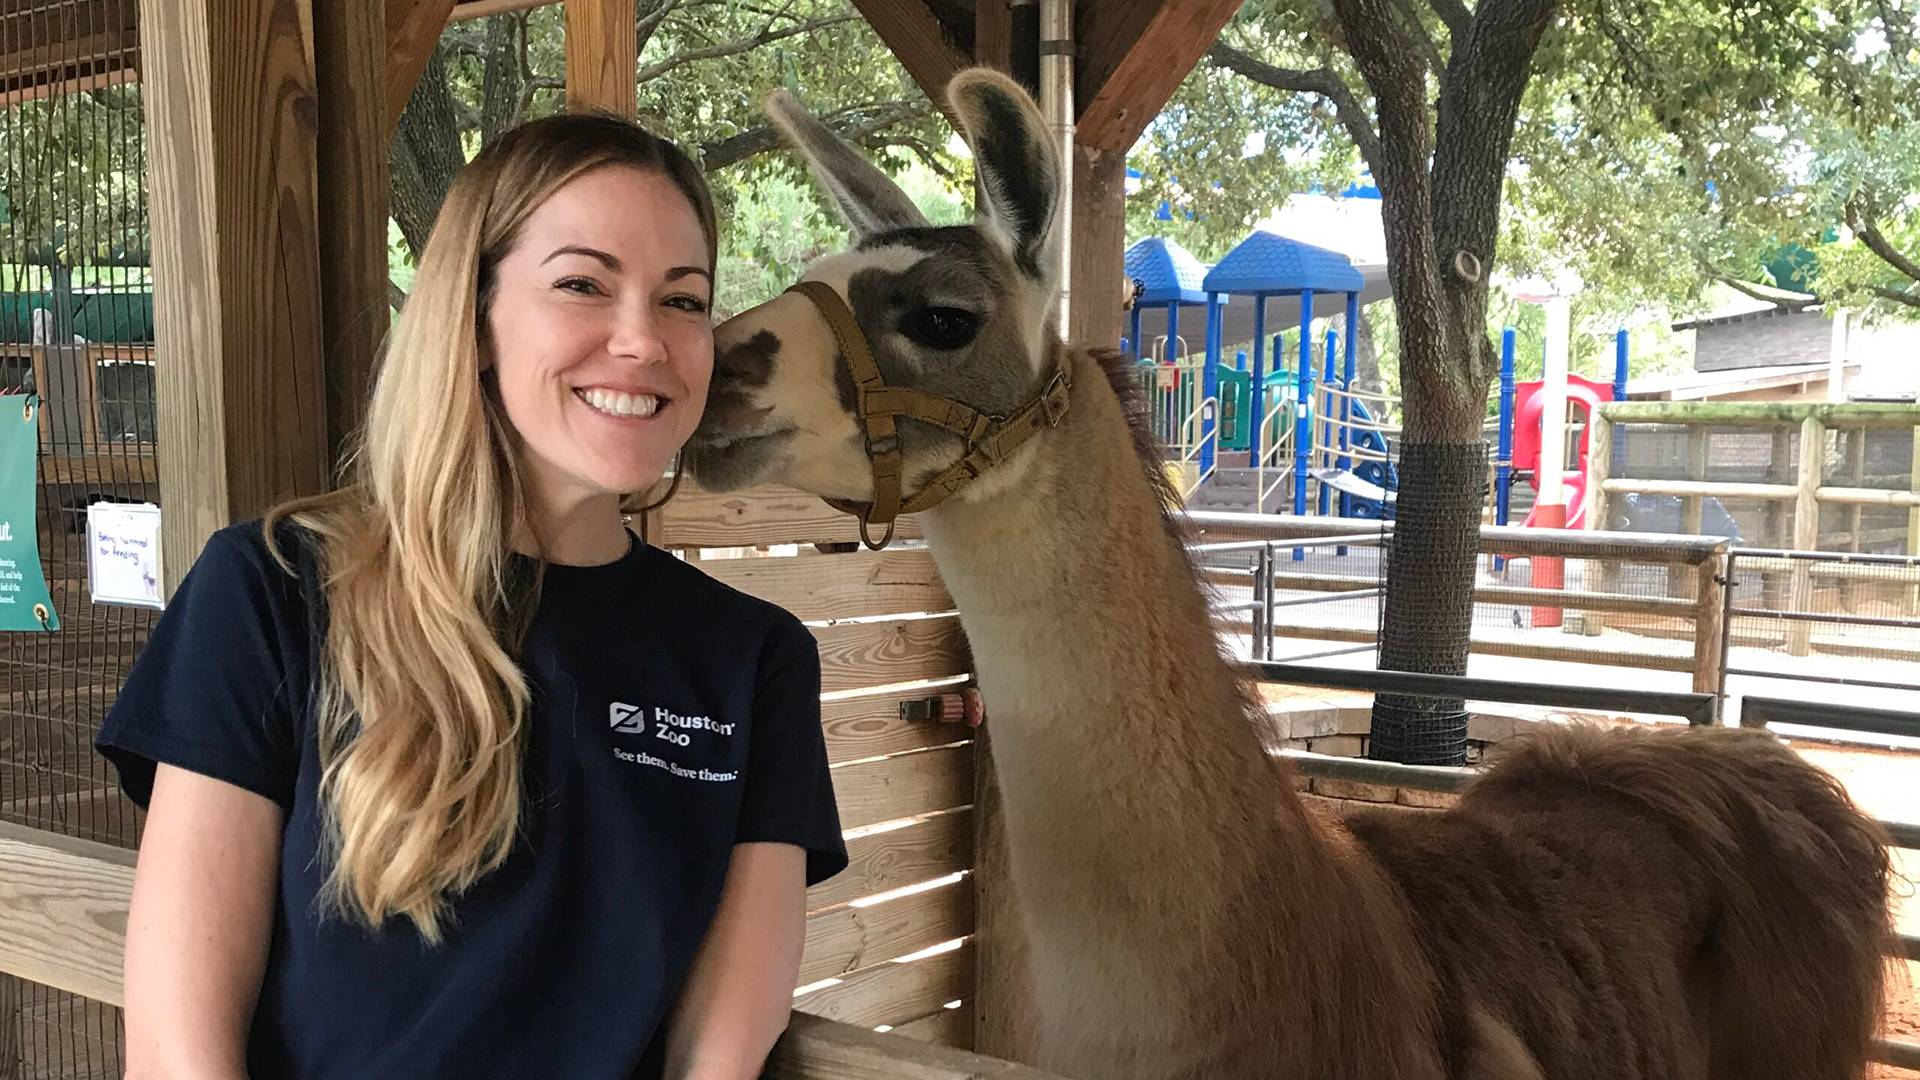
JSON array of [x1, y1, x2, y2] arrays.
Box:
[[95, 111, 845, 1080]]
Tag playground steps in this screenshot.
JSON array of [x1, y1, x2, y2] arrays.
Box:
[[1185, 467, 1291, 514]]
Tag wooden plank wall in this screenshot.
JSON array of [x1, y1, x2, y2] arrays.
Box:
[[654, 482, 982, 1049]]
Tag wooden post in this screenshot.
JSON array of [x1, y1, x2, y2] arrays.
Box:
[[1579, 416, 1611, 636], [565, 0, 638, 115], [142, 0, 336, 594], [1763, 427, 1791, 608], [1846, 426, 1867, 552], [1671, 425, 1708, 601], [1066, 144, 1126, 351], [1789, 416, 1824, 655], [315, 0, 391, 464], [1692, 545, 1727, 697]]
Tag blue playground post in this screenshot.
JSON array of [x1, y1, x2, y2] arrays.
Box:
[[1342, 292, 1359, 507], [1293, 291, 1316, 537], [1165, 302, 1181, 363], [1248, 294, 1269, 460], [1611, 328, 1630, 475], [1201, 293, 1222, 475], [1319, 328, 1338, 518], [1497, 328, 1516, 528], [1128, 304, 1142, 359], [1235, 349, 1247, 371]]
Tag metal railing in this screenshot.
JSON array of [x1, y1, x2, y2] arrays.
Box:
[[1717, 547, 1920, 730]]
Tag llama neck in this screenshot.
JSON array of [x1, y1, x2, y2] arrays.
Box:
[[922, 349, 1315, 998]]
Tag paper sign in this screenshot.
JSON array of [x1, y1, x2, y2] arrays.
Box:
[[87, 501, 164, 609], [0, 394, 59, 630]]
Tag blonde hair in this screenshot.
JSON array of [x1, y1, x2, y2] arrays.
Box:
[[265, 112, 717, 941]]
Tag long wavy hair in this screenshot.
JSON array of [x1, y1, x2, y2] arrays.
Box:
[[265, 111, 717, 941]]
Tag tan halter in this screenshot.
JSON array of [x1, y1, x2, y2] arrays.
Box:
[[784, 280, 1072, 550]]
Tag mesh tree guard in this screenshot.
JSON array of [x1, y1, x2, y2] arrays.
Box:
[[1368, 442, 1486, 765]]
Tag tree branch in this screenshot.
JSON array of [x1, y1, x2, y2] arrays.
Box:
[[1846, 200, 1920, 287], [1428, 0, 1558, 291], [1425, 0, 1471, 38], [1206, 42, 1385, 176], [1388, 0, 1447, 76], [1870, 284, 1920, 309], [699, 100, 924, 172], [635, 12, 860, 83]]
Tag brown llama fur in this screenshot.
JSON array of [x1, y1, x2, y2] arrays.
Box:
[[939, 347, 1896, 1079]]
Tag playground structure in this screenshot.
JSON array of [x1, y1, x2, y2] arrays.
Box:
[[1124, 234, 1400, 516]]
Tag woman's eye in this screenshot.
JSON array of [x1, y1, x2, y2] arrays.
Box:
[[556, 277, 604, 296], [667, 295, 711, 315], [899, 307, 979, 350]]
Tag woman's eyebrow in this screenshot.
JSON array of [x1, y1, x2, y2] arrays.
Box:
[[541, 245, 620, 270], [665, 266, 713, 284]]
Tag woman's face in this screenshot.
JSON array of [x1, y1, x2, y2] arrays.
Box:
[[485, 164, 713, 510]]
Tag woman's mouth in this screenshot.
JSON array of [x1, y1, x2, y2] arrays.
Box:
[[577, 387, 666, 419]]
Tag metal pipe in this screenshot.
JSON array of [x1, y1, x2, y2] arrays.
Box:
[[1244, 660, 1721, 724], [1039, 0, 1073, 339]]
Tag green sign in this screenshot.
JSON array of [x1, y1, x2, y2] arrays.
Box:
[[0, 395, 59, 631]]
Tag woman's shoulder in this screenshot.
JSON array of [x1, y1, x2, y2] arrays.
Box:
[[638, 545, 808, 639]]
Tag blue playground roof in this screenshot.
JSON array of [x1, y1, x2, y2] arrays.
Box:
[[1124, 236, 1211, 306], [1202, 230, 1364, 296]]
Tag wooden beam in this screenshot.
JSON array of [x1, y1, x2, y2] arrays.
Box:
[[1066, 143, 1126, 349], [143, 0, 335, 594], [974, 0, 1011, 71], [0, 822, 134, 1008], [849, 0, 969, 109], [1074, 0, 1242, 151], [0, 0, 137, 93], [450, 0, 555, 20], [386, 0, 459, 135], [564, 0, 636, 115], [769, 1009, 1069, 1078], [317, 0, 393, 463]]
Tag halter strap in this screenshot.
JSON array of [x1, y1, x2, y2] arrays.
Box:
[[783, 280, 1072, 550]]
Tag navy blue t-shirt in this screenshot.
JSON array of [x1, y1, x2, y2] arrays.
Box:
[[96, 521, 847, 1079]]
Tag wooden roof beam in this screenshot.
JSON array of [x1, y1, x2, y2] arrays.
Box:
[[849, 0, 969, 113], [1074, 0, 1241, 151], [385, 0, 459, 135]]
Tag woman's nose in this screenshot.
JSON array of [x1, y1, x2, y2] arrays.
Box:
[[607, 303, 669, 364]]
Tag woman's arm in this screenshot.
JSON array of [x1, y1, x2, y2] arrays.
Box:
[[663, 842, 809, 1080], [122, 764, 284, 1080]]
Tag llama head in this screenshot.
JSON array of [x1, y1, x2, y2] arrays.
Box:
[[685, 68, 1064, 503]]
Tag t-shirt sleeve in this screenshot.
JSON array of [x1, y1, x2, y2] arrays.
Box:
[[94, 526, 305, 813], [734, 611, 848, 886]]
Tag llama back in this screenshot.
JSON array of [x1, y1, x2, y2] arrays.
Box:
[[1460, 723, 1894, 1080]]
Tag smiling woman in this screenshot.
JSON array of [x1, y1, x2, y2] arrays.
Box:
[[89, 111, 848, 1080]]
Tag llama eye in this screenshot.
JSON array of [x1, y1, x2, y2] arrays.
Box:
[[899, 307, 979, 350]]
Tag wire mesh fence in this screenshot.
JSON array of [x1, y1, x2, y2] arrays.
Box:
[[4, 1, 149, 1072], [1722, 549, 1920, 721]]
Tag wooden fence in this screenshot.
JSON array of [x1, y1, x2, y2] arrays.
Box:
[[1590, 402, 1920, 656]]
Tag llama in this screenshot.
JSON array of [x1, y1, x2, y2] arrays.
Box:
[[684, 69, 1895, 1080]]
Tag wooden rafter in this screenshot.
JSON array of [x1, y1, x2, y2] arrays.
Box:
[[1074, 0, 1242, 151], [385, 0, 459, 135], [848, 0, 968, 111]]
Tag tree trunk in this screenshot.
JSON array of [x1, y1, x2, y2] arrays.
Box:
[[1367, 271, 1497, 764], [390, 44, 467, 258]]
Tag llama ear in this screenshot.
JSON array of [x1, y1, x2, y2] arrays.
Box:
[[946, 68, 1061, 286], [764, 89, 929, 237]]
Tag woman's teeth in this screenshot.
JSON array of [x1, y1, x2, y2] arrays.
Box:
[[579, 388, 661, 418]]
